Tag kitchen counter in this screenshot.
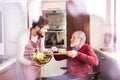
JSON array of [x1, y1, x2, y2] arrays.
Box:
[[0, 57, 17, 71], [0, 57, 18, 80]]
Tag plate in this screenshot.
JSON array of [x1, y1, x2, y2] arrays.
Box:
[[53, 50, 68, 55]]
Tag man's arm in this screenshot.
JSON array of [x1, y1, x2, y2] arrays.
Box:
[[17, 31, 31, 65], [54, 55, 68, 61], [76, 44, 99, 66]]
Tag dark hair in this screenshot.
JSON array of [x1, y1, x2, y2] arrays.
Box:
[[32, 16, 49, 28]]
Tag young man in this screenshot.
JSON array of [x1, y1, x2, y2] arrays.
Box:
[[17, 16, 49, 80], [47, 30, 99, 80]]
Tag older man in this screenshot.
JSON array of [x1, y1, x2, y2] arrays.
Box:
[[47, 30, 98, 80]]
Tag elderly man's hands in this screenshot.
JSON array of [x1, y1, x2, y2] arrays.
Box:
[[51, 46, 78, 58], [67, 50, 78, 58], [51, 46, 58, 52]]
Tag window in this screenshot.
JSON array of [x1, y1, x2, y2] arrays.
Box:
[[0, 8, 4, 55]]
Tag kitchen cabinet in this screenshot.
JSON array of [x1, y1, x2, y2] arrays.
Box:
[[0, 62, 17, 80], [42, 1, 66, 10], [41, 1, 67, 77]]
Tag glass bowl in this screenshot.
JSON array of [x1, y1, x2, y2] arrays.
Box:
[[32, 52, 52, 65]]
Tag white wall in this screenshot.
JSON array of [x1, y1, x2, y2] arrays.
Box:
[[0, 4, 4, 55], [116, 0, 120, 52], [84, 0, 113, 49], [90, 15, 111, 48], [3, 2, 27, 56], [28, 0, 42, 27]]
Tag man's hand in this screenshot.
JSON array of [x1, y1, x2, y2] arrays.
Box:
[[67, 50, 77, 58], [31, 60, 44, 67], [44, 51, 53, 55], [51, 46, 58, 52]]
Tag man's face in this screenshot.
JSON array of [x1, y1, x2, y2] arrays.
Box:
[[37, 25, 49, 37], [70, 32, 81, 47]]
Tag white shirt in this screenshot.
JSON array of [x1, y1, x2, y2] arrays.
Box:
[[17, 28, 45, 65]]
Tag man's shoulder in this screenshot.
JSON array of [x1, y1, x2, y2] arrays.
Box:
[[83, 43, 91, 47], [81, 43, 92, 49], [67, 47, 72, 51]]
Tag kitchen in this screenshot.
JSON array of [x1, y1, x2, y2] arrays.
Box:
[[0, 0, 120, 80]]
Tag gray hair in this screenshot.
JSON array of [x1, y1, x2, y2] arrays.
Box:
[[76, 30, 86, 43]]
